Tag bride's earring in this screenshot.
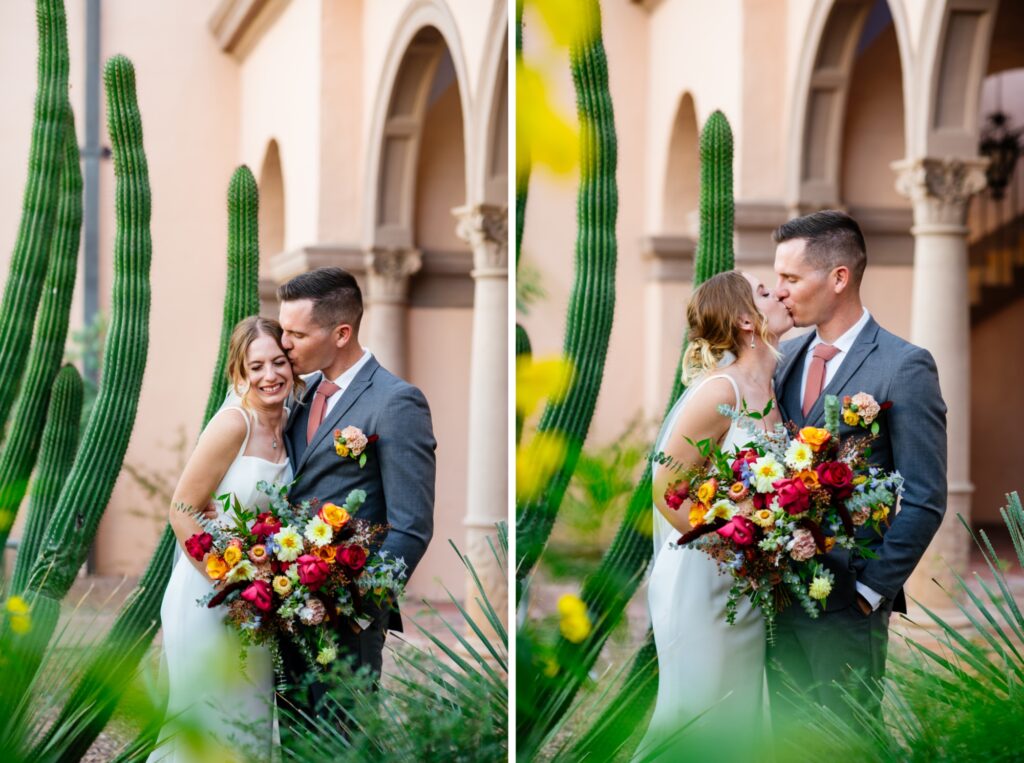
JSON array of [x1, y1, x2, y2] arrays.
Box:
[[750, 333, 756, 349]]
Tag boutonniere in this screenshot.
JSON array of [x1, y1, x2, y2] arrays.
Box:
[[841, 392, 892, 435], [333, 426, 379, 468]]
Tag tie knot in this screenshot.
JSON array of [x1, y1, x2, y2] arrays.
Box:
[[812, 343, 840, 362], [316, 379, 340, 399]]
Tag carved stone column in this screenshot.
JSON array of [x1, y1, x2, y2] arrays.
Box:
[[453, 203, 508, 630], [363, 247, 422, 379], [892, 156, 987, 609]]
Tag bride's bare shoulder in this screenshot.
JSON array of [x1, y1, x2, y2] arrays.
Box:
[[674, 376, 737, 430], [196, 407, 248, 451]]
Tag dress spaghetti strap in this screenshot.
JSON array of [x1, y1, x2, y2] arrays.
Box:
[[699, 373, 742, 410], [214, 406, 252, 459]]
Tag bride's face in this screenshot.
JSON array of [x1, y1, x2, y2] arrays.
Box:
[[244, 334, 293, 407], [743, 272, 793, 338]]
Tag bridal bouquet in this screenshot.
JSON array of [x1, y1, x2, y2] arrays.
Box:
[[183, 482, 408, 669], [657, 392, 902, 635]]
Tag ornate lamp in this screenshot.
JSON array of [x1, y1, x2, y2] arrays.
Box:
[[979, 111, 1022, 200]]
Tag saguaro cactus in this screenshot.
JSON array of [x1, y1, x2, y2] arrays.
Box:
[[0, 110, 82, 553], [694, 110, 734, 284], [10, 365, 82, 595], [0, 0, 70, 436], [515, 0, 618, 584]]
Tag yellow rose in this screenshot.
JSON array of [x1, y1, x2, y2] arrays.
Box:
[[695, 478, 719, 506], [313, 544, 337, 564], [798, 427, 831, 452], [223, 545, 243, 567], [336, 443, 350, 458], [824, 536, 836, 552], [688, 505, 706, 528], [794, 469, 820, 490], [320, 502, 351, 529], [843, 409, 861, 426], [872, 505, 890, 523], [206, 555, 229, 580], [272, 575, 293, 596]]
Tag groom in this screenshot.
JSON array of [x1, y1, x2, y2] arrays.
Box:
[[768, 210, 947, 717], [275, 267, 436, 741]]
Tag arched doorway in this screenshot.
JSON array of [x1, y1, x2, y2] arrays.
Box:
[[662, 92, 700, 234]]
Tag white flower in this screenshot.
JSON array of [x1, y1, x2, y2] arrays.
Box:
[[316, 645, 338, 665], [784, 440, 814, 471], [704, 499, 737, 523], [225, 560, 256, 583], [286, 564, 301, 584], [751, 455, 784, 493], [274, 527, 304, 562], [304, 516, 333, 547], [809, 576, 833, 601]]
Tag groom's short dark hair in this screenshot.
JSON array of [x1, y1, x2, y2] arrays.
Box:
[[277, 267, 363, 333], [772, 209, 867, 286]]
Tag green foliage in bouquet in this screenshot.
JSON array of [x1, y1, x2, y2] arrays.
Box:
[[515, 0, 618, 586], [516, 104, 737, 754], [0, 111, 81, 554], [282, 525, 508, 762]]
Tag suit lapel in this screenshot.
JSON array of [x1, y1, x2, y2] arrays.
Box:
[[295, 359, 379, 474], [806, 318, 880, 425]]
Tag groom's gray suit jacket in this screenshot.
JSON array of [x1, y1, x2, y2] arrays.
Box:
[[774, 317, 947, 613], [284, 356, 436, 631]]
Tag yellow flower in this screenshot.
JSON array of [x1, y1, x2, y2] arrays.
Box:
[[752, 455, 784, 493], [516, 356, 574, 420], [313, 544, 337, 564], [6, 596, 29, 617], [695, 478, 719, 505], [542, 656, 559, 678], [223, 546, 243, 567], [206, 555, 229, 580], [557, 594, 587, 618], [798, 427, 831, 452], [824, 536, 837, 552], [557, 594, 591, 643], [784, 440, 814, 471], [751, 508, 775, 528], [272, 575, 293, 596], [516, 431, 568, 502], [843, 409, 861, 426], [6, 596, 31, 635], [320, 503, 350, 529], [316, 646, 338, 666], [809, 577, 833, 601], [872, 505, 890, 523], [853, 475, 868, 485], [275, 527, 303, 562], [335, 443, 350, 458], [704, 499, 736, 523], [688, 505, 706, 528]]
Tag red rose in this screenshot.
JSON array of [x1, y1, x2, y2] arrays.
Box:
[[664, 479, 690, 510], [731, 449, 759, 480], [816, 461, 855, 500], [296, 554, 331, 590], [337, 545, 368, 573], [251, 512, 281, 538], [772, 477, 811, 515], [752, 491, 776, 510], [717, 515, 757, 546], [185, 532, 212, 561], [241, 580, 272, 612]]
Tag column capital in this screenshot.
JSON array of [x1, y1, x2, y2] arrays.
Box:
[[891, 156, 988, 231], [452, 203, 508, 278], [363, 247, 422, 304]]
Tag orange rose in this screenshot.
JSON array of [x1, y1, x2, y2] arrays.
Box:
[[688, 505, 705, 528], [312, 544, 338, 564], [798, 427, 831, 452], [206, 555, 229, 580], [794, 469, 820, 490], [319, 502, 351, 530], [824, 536, 836, 553]]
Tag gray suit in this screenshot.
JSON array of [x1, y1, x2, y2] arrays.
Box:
[[278, 355, 435, 737], [768, 316, 947, 715]]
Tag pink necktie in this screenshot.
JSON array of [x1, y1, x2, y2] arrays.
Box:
[[306, 379, 340, 445], [802, 343, 840, 416]]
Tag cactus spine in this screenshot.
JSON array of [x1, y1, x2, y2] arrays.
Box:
[[520, 111, 736, 751], [0, 0, 70, 436], [26, 54, 152, 604], [0, 110, 82, 552], [39, 166, 263, 757], [515, 0, 618, 583], [10, 365, 82, 595], [201, 165, 260, 426]]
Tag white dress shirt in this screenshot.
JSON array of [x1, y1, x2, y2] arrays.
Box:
[[799, 307, 883, 612]]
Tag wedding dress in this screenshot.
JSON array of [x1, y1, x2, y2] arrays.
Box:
[[148, 406, 291, 762], [634, 373, 766, 762]]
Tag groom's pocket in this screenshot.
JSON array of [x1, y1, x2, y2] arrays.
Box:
[[821, 548, 858, 613]]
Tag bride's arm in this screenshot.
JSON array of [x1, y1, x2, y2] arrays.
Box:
[[168, 411, 247, 578], [651, 379, 735, 535]]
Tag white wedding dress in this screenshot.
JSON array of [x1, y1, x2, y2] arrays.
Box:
[[148, 406, 292, 763], [634, 373, 766, 762]]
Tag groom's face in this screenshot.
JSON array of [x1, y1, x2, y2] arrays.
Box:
[[279, 299, 346, 376], [774, 238, 833, 328]]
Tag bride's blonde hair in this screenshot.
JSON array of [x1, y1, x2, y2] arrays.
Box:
[[226, 316, 304, 408], [681, 270, 776, 383]]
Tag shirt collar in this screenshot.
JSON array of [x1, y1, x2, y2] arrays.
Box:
[[811, 307, 870, 355]]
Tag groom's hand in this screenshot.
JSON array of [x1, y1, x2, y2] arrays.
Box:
[[855, 593, 873, 616]]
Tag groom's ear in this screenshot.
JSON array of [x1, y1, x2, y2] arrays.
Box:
[[333, 323, 354, 348], [830, 265, 852, 294]]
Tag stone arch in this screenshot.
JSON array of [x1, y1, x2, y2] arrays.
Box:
[[661, 92, 700, 233], [257, 139, 284, 316], [787, 0, 914, 207], [363, 2, 473, 250]]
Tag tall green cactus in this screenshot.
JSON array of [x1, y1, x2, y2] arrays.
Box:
[[26, 54, 152, 605], [202, 165, 261, 426], [37, 165, 262, 758], [0, 110, 82, 554], [515, 0, 617, 584], [10, 365, 82, 595], [0, 0, 70, 438], [518, 111, 736, 753]]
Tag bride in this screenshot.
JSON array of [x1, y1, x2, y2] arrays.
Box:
[[148, 316, 296, 762], [634, 271, 793, 761]]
